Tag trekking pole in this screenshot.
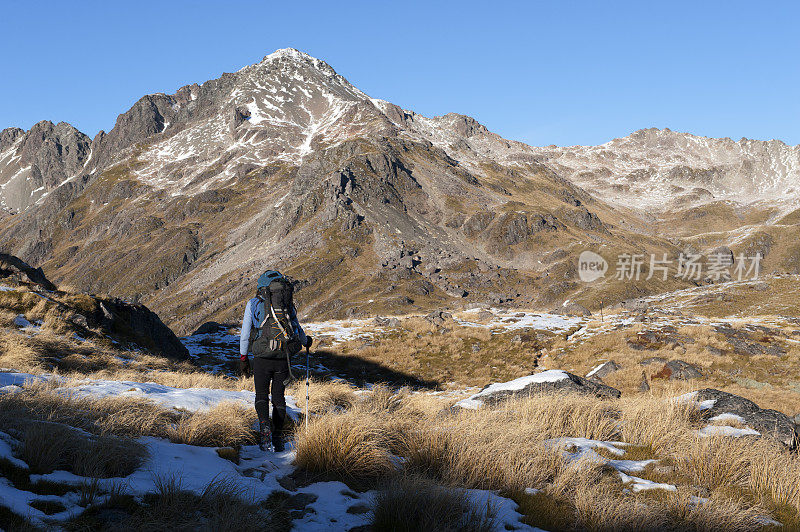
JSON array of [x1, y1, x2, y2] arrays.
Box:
[[305, 337, 312, 434]]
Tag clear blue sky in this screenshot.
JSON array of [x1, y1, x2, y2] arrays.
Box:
[[2, 1, 798, 147]]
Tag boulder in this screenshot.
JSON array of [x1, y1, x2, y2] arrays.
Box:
[[476, 310, 495, 322], [192, 321, 223, 335], [424, 310, 453, 326], [726, 337, 785, 357], [455, 369, 621, 409], [653, 360, 703, 380], [694, 389, 799, 448], [638, 371, 651, 392], [373, 316, 401, 327], [0, 253, 57, 291], [586, 360, 620, 380], [621, 298, 648, 312], [99, 299, 190, 360]]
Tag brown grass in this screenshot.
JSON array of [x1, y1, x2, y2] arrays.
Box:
[[293, 410, 396, 484], [0, 381, 255, 448], [103, 475, 286, 531], [328, 319, 550, 387], [0, 328, 254, 394], [287, 378, 357, 415], [293, 387, 800, 529], [15, 421, 147, 478], [371, 474, 496, 532], [166, 402, 256, 447]]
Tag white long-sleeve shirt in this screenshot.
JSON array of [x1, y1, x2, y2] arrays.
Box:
[[239, 297, 307, 359]]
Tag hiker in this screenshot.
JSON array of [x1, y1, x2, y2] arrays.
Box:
[[239, 270, 311, 451]]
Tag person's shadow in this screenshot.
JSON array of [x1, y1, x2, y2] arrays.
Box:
[[298, 347, 440, 389]]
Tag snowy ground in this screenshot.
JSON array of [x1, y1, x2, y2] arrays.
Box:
[[0, 369, 541, 530], [455, 308, 585, 333], [0, 370, 301, 419]]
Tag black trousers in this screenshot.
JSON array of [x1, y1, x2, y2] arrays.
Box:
[[252, 356, 289, 437]]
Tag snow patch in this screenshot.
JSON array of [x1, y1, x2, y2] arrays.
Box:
[[456, 310, 584, 333], [619, 472, 677, 493], [454, 370, 570, 409], [66, 378, 300, 419], [675, 391, 716, 410], [698, 425, 760, 438], [13, 314, 36, 329], [709, 413, 746, 424]]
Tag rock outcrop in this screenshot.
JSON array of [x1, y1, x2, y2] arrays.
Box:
[[0, 253, 57, 291], [0, 253, 187, 360], [586, 360, 620, 381], [456, 369, 621, 409], [694, 388, 799, 448], [96, 299, 190, 360]]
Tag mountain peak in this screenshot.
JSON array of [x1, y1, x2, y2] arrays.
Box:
[[261, 47, 314, 63], [242, 48, 339, 78]]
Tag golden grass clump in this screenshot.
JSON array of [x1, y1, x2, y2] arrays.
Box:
[[166, 402, 256, 447], [291, 386, 800, 528], [287, 378, 357, 415], [617, 391, 700, 454], [293, 410, 396, 484], [0, 332, 45, 373]]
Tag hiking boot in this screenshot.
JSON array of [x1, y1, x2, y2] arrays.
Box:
[[272, 436, 285, 452], [258, 420, 271, 451]]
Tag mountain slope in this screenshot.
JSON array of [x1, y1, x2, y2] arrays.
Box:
[[0, 49, 796, 332]]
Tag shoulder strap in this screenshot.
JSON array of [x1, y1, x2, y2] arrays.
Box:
[[254, 297, 269, 330], [270, 303, 290, 339]]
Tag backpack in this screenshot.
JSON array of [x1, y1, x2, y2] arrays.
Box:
[[251, 277, 301, 359]]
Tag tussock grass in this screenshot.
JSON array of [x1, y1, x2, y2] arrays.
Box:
[[0, 380, 178, 438], [294, 410, 396, 484], [294, 387, 800, 528], [0, 381, 255, 448], [98, 474, 286, 532], [331, 319, 548, 387], [166, 402, 256, 447], [0, 309, 18, 327], [0, 327, 255, 395], [13, 421, 147, 478], [619, 393, 699, 455], [371, 474, 496, 532], [0, 332, 47, 372], [287, 378, 357, 415]]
